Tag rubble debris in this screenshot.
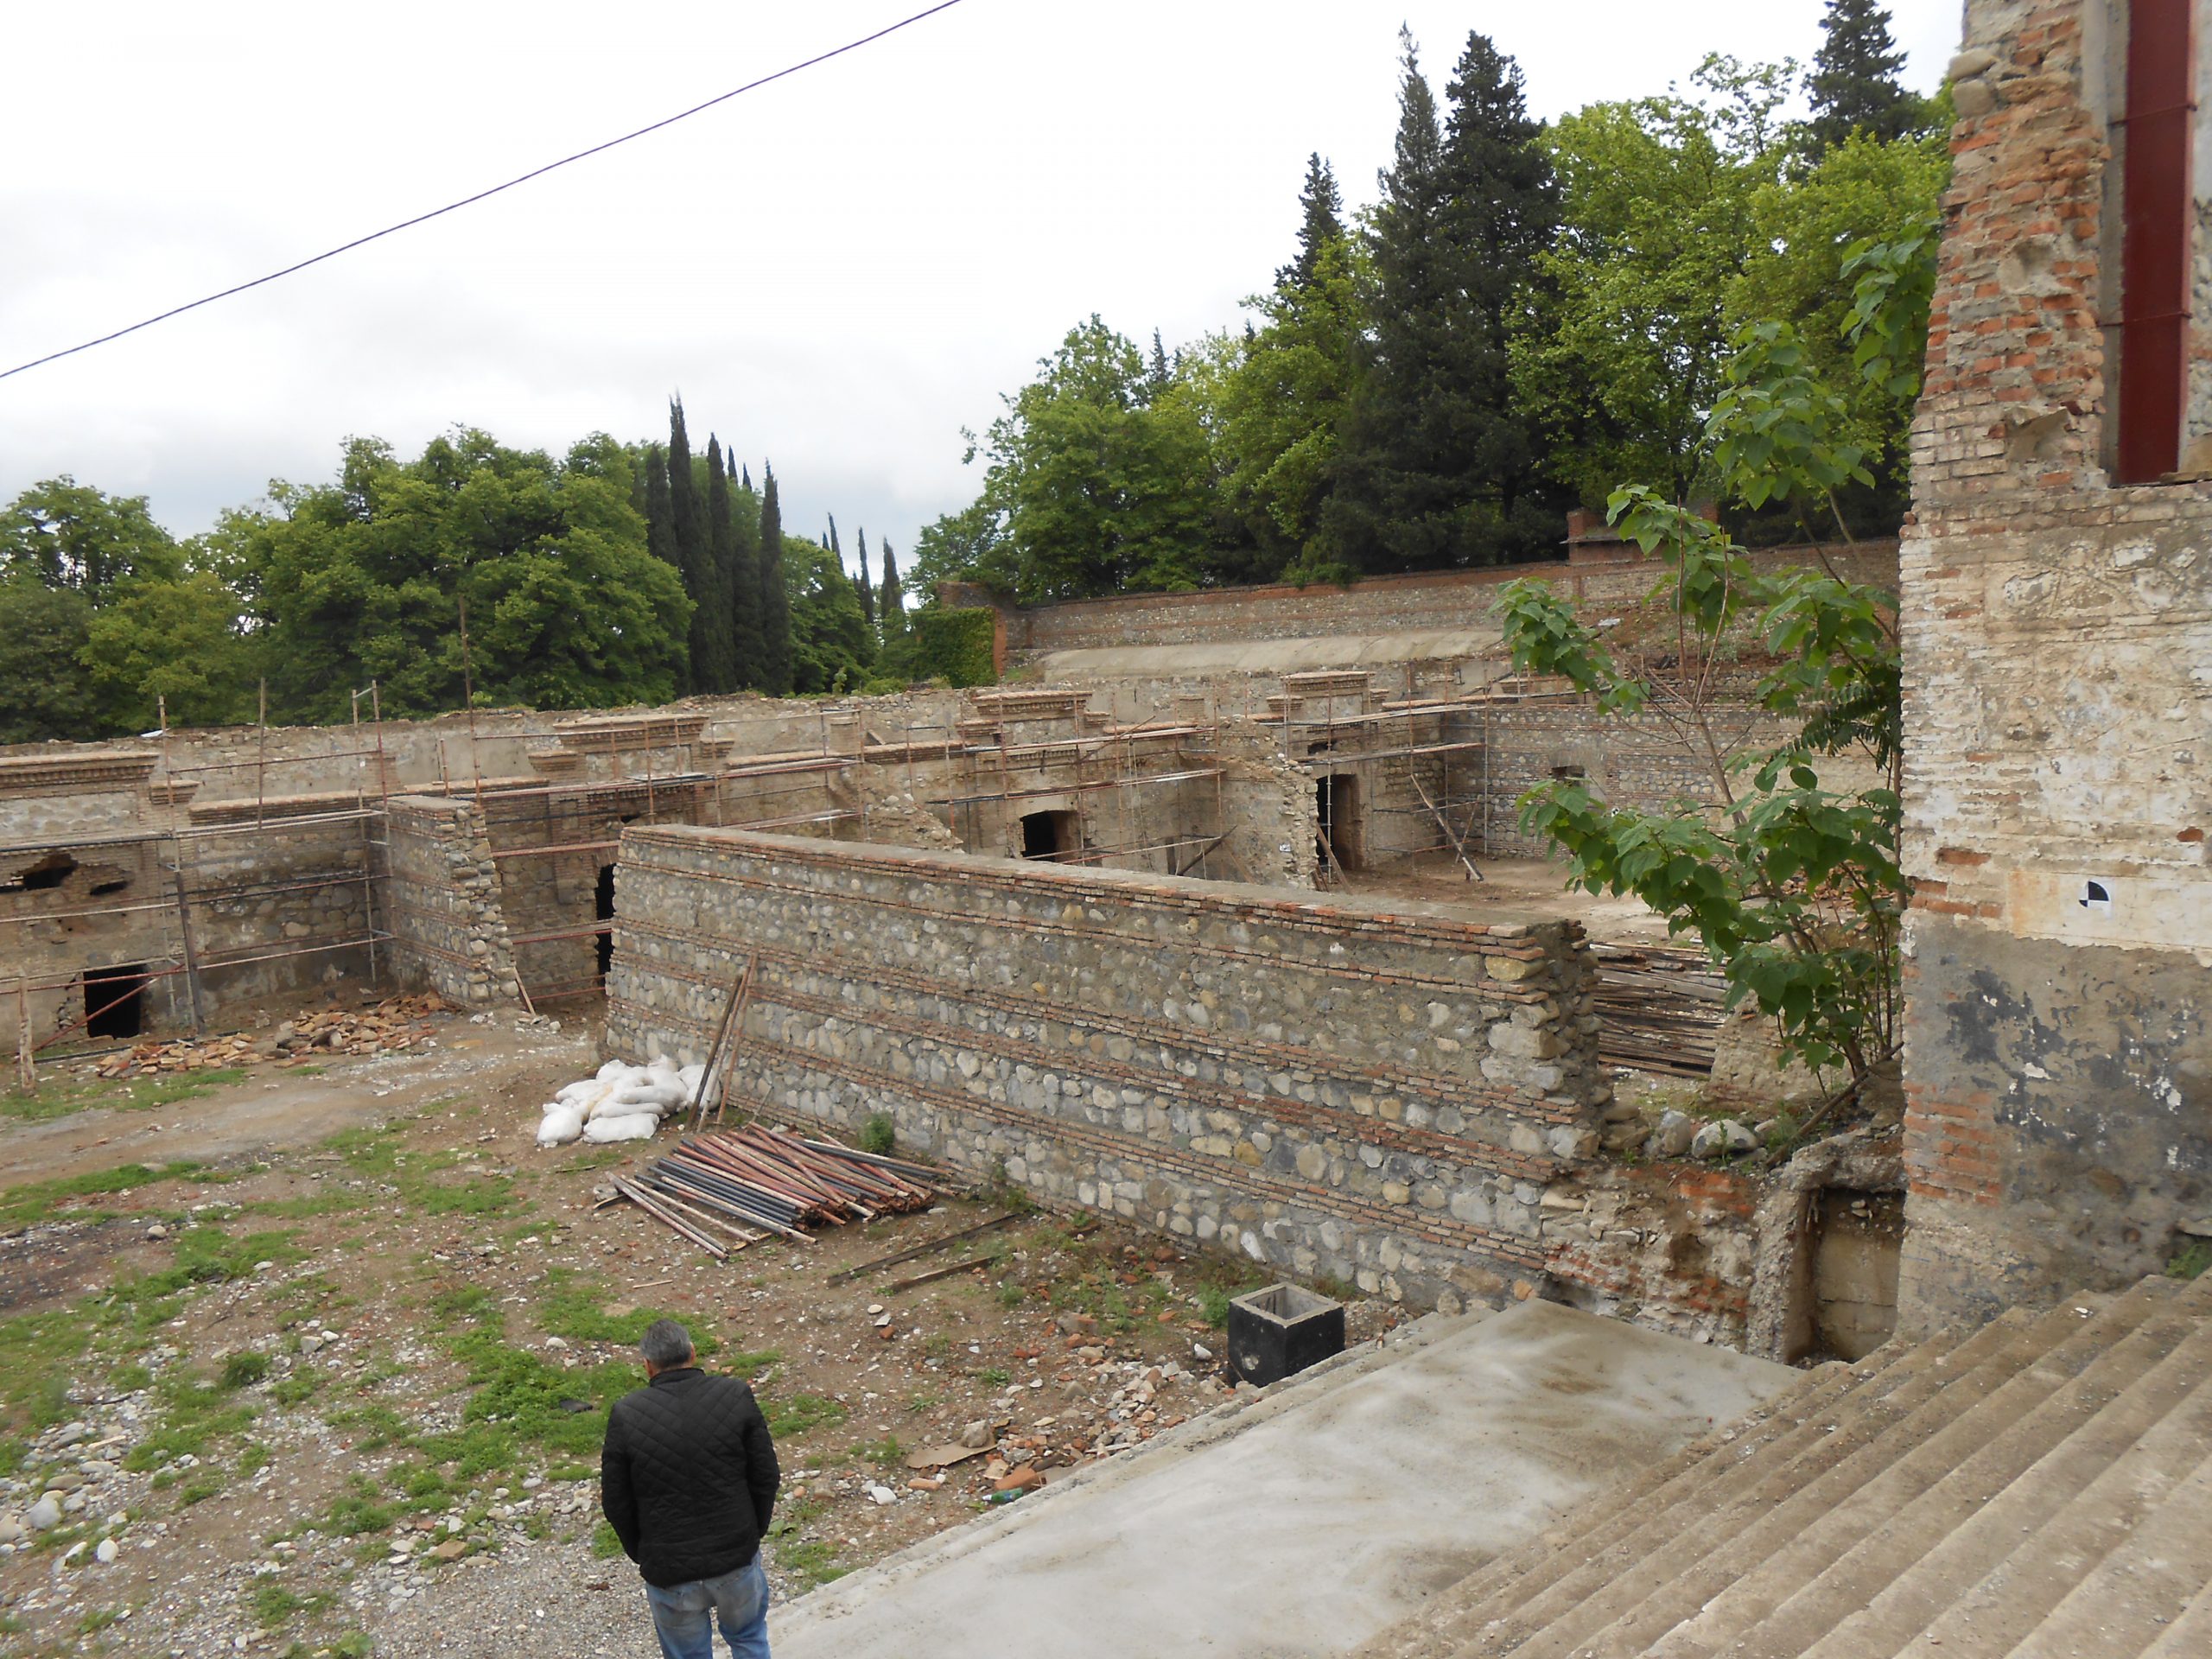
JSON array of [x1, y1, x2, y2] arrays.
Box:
[[91, 993, 449, 1078]]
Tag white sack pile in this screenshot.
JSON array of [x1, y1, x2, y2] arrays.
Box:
[[534, 1055, 706, 1147]]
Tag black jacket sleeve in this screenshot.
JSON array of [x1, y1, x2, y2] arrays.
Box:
[[741, 1389, 780, 1535], [601, 1403, 641, 1561]]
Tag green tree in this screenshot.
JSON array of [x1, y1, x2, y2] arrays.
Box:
[[852, 521, 877, 626], [785, 536, 872, 692], [1322, 29, 1560, 570], [248, 429, 690, 721], [667, 401, 709, 694], [968, 317, 1217, 601], [879, 537, 906, 639], [639, 443, 676, 570], [700, 436, 741, 693], [0, 579, 101, 741], [1, 476, 181, 597], [1806, 0, 1926, 155], [1277, 152, 1346, 291], [79, 570, 260, 731], [756, 469, 793, 695], [725, 467, 765, 689], [1522, 57, 1796, 508]]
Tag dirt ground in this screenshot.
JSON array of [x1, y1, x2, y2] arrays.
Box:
[[0, 1007, 1396, 1659]]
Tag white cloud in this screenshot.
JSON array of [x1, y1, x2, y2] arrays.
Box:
[[0, 0, 1961, 559]]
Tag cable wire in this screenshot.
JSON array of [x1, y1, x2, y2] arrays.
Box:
[[0, 0, 968, 384]]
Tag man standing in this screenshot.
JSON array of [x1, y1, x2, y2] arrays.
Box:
[[601, 1319, 781, 1659]]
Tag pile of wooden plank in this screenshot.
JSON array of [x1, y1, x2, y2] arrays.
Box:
[[613, 1125, 943, 1259], [1589, 943, 1729, 1077]]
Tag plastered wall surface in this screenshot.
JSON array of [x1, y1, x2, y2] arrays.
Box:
[[1900, 0, 2212, 1329]]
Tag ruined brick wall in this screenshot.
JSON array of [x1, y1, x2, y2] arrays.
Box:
[[974, 543, 1897, 658], [601, 827, 1743, 1337], [382, 797, 519, 1008], [1899, 0, 2212, 1329]]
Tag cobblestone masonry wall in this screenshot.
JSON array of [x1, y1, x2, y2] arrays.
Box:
[[1899, 0, 2212, 1330], [601, 828, 1758, 1337], [383, 798, 520, 1008]]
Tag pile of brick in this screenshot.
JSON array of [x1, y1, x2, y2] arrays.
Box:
[[92, 993, 451, 1078]]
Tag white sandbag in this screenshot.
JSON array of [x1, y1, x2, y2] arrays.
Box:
[[678, 1064, 706, 1101], [646, 1054, 679, 1078], [582, 1111, 659, 1144], [536, 1105, 585, 1147], [610, 1077, 689, 1111], [555, 1079, 604, 1106], [594, 1058, 633, 1084]]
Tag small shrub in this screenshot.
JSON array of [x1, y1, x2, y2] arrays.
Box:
[[220, 1351, 271, 1389], [1198, 1287, 1233, 1329], [2167, 1238, 2212, 1281], [859, 1115, 897, 1157]]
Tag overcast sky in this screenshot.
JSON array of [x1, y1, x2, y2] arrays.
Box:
[[0, 1, 1962, 569]]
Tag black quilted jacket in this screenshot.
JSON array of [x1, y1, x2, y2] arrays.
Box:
[[600, 1367, 780, 1587]]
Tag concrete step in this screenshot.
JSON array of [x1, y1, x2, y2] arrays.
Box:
[[1451, 1291, 2136, 1659], [1343, 1272, 2212, 1659], [1387, 1319, 2001, 1658], [1349, 1355, 1881, 1659], [2139, 1573, 2212, 1659], [1639, 1276, 2202, 1659], [2005, 1444, 2212, 1659]]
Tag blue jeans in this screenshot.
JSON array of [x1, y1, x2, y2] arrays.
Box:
[[644, 1555, 771, 1659]]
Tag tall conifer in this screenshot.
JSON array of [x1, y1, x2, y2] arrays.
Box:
[[854, 524, 876, 625], [1807, 0, 1921, 153], [1321, 29, 1558, 569], [666, 400, 710, 692], [641, 443, 676, 571], [702, 437, 740, 692], [879, 537, 905, 639], [756, 468, 793, 695], [1276, 152, 1346, 292], [727, 466, 764, 688]]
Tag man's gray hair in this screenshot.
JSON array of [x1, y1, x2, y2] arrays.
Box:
[[639, 1318, 695, 1368]]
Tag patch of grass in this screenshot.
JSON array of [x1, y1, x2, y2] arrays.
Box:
[[773, 1538, 849, 1589], [537, 1269, 719, 1354], [1198, 1287, 1233, 1329], [761, 1393, 848, 1440], [905, 1389, 941, 1415], [324, 1402, 409, 1452], [331, 1631, 374, 1658], [108, 1362, 153, 1395], [322, 1478, 397, 1536], [220, 1351, 271, 1389], [0, 1309, 94, 1435], [995, 1281, 1026, 1311], [2167, 1238, 2212, 1281], [591, 1518, 624, 1559], [111, 1225, 306, 1320], [445, 1332, 633, 1461], [270, 1373, 321, 1408], [859, 1114, 896, 1156], [975, 1366, 1010, 1388], [248, 1583, 306, 1628], [429, 1285, 502, 1329], [0, 1067, 249, 1126], [0, 1160, 205, 1228], [179, 1474, 224, 1504], [79, 1605, 124, 1635], [856, 1433, 905, 1468], [120, 1367, 259, 1471]]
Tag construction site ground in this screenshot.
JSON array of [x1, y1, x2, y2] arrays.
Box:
[[0, 1007, 1352, 1658]]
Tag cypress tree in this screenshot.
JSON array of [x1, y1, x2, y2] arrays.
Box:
[[641, 443, 676, 570], [1276, 152, 1346, 292], [1321, 28, 1558, 570], [756, 467, 793, 695], [741, 462, 752, 491], [879, 537, 905, 638], [702, 437, 740, 692], [854, 524, 876, 625], [666, 400, 710, 693], [727, 465, 764, 689], [1806, 0, 1922, 153]]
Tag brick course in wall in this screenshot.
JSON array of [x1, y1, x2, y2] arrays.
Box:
[[1899, 0, 2212, 1330], [602, 827, 1759, 1338]]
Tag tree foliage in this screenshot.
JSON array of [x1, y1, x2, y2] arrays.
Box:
[[1806, 0, 1929, 155]]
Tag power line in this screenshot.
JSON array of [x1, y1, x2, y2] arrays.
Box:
[[0, 0, 969, 385]]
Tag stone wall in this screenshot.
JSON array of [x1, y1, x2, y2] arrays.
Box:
[[597, 828, 1806, 1335], [383, 797, 520, 1008], [1899, 0, 2212, 1329]]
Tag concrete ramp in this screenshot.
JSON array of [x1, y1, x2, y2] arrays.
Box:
[[769, 1300, 1791, 1659]]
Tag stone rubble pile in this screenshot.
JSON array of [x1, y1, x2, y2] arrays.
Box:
[[91, 993, 450, 1078]]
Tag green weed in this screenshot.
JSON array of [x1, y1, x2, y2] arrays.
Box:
[[0, 1160, 204, 1228], [220, 1351, 271, 1389], [762, 1393, 848, 1439]]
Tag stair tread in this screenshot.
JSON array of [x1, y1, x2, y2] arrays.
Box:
[[1642, 1284, 2212, 1659], [2004, 1445, 2212, 1659], [1476, 1287, 2168, 1659]]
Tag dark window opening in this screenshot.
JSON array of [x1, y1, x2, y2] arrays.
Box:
[[1315, 774, 1360, 876], [8, 853, 78, 892], [594, 865, 616, 983], [1019, 810, 1081, 861], [1552, 764, 1586, 781], [84, 963, 149, 1039], [88, 877, 130, 898]]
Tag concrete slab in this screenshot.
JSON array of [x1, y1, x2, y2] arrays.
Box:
[[770, 1300, 1792, 1659]]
